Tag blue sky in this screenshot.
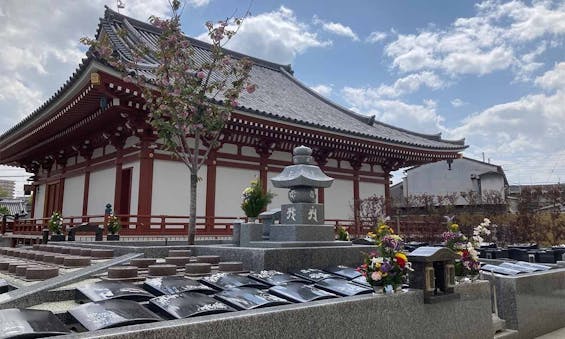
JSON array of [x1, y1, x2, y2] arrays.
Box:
[[0, 0, 564, 194]]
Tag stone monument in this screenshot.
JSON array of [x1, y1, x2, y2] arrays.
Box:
[[266, 145, 337, 243]]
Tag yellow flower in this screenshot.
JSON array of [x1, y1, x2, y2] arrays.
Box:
[[395, 252, 407, 262], [449, 223, 460, 232]]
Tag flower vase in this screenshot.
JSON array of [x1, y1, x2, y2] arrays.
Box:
[[373, 285, 399, 295], [469, 274, 479, 282], [248, 217, 257, 223]]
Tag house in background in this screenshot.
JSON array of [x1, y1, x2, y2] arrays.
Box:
[[391, 157, 508, 209], [0, 180, 15, 198]]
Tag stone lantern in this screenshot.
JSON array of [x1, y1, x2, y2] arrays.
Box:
[[408, 246, 460, 303], [268, 145, 335, 243]]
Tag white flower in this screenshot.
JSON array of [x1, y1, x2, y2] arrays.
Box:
[[370, 256, 384, 268]]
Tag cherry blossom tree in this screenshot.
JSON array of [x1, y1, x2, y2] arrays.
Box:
[[82, 0, 254, 244]]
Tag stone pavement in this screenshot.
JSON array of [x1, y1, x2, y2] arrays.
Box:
[[536, 326, 565, 338]]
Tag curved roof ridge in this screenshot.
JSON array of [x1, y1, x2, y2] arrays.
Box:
[[278, 67, 466, 146]]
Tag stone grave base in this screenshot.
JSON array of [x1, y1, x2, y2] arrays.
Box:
[[269, 225, 335, 242]]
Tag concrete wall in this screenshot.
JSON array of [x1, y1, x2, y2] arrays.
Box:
[[72, 282, 492, 339], [62, 174, 84, 216], [87, 167, 115, 215]]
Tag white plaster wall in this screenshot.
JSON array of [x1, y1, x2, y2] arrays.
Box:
[[215, 166, 258, 217], [34, 184, 46, 219], [125, 161, 140, 215], [326, 159, 338, 168], [105, 144, 116, 154], [270, 151, 291, 163], [152, 160, 206, 216], [92, 147, 103, 159], [124, 136, 140, 149], [87, 167, 116, 215], [324, 179, 354, 220], [241, 146, 256, 157], [219, 143, 238, 154], [359, 181, 385, 199], [62, 175, 84, 217], [480, 174, 505, 200], [267, 170, 288, 210]]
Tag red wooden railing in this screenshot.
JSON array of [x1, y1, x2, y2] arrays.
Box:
[[10, 214, 446, 243]]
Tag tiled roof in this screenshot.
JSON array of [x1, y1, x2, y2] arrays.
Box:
[[1, 7, 466, 152]]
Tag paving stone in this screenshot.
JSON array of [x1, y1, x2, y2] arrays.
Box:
[[54, 256, 68, 265], [16, 265, 42, 277], [32, 244, 42, 250], [165, 257, 192, 267], [6, 249, 15, 256], [42, 254, 57, 263], [90, 249, 114, 259], [51, 247, 64, 253], [33, 253, 45, 261], [184, 263, 211, 275], [148, 264, 177, 276], [80, 249, 92, 257], [196, 255, 221, 264], [129, 258, 157, 268], [8, 262, 28, 274], [69, 248, 83, 256], [64, 257, 91, 267], [219, 261, 244, 272], [107, 266, 139, 279], [26, 252, 37, 260], [168, 250, 191, 257], [26, 266, 59, 280], [60, 247, 71, 254]]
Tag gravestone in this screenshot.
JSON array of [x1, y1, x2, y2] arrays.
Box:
[[144, 276, 215, 296], [290, 268, 342, 283], [314, 278, 373, 296], [248, 270, 309, 286], [214, 287, 292, 310], [269, 282, 338, 303], [200, 273, 268, 291], [480, 264, 520, 276], [76, 280, 155, 302], [149, 292, 235, 319], [500, 262, 536, 273], [69, 299, 161, 331], [0, 309, 70, 338], [323, 265, 362, 280]]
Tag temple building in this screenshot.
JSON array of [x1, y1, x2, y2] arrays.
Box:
[[0, 8, 466, 235]]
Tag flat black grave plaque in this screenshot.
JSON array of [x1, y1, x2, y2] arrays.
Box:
[[515, 261, 551, 271], [323, 266, 361, 280], [480, 264, 520, 275], [215, 287, 292, 310], [351, 275, 372, 287], [314, 278, 373, 296], [69, 299, 161, 331], [143, 276, 215, 296], [149, 292, 235, 319], [76, 281, 155, 302], [0, 279, 11, 294], [200, 273, 268, 291], [269, 282, 338, 303], [0, 308, 70, 338], [499, 262, 537, 273], [248, 270, 309, 286], [290, 268, 342, 283]]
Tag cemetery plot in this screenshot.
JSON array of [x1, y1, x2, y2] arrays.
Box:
[[69, 299, 161, 331], [200, 273, 268, 291], [149, 292, 236, 319], [215, 287, 292, 310], [499, 262, 537, 273], [314, 278, 373, 296], [144, 276, 215, 296], [290, 268, 343, 282], [515, 261, 551, 271], [0, 309, 70, 338], [76, 280, 155, 302], [351, 275, 372, 287], [480, 264, 520, 275], [323, 266, 361, 279], [268, 282, 338, 303], [248, 270, 310, 286], [0, 279, 11, 294]]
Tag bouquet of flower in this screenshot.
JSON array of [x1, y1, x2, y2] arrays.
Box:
[[241, 180, 274, 218], [107, 214, 121, 235], [357, 221, 411, 292], [48, 212, 63, 234], [442, 220, 481, 277], [336, 226, 350, 241]]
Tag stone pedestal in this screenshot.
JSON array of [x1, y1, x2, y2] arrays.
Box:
[[269, 225, 335, 242], [281, 204, 324, 225], [239, 222, 263, 247]]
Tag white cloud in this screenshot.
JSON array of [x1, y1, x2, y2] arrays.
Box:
[[202, 7, 331, 64], [366, 31, 387, 43], [450, 98, 467, 107], [535, 61, 565, 90], [373, 71, 444, 98], [310, 84, 333, 97], [313, 15, 359, 41], [186, 0, 211, 8], [384, 0, 565, 77]]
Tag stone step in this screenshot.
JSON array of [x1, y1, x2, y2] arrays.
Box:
[[63, 256, 91, 267], [107, 266, 139, 279], [129, 258, 157, 268], [148, 264, 177, 277], [26, 266, 59, 280], [90, 249, 114, 259], [185, 263, 212, 275], [196, 255, 221, 265]]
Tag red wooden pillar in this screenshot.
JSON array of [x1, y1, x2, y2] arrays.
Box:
[[384, 171, 392, 217], [353, 173, 360, 235], [318, 188, 324, 204], [137, 141, 154, 228], [113, 148, 124, 214], [82, 172, 90, 217], [205, 151, 217, 231], [30, 185, 37, 218]]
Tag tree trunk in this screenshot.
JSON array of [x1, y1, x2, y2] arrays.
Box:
[[188, 171, 198, 244]]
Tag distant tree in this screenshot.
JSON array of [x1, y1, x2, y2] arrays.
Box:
[[0, 188, 9, 199], [82, 0, 254, 244], [0, 206, 9, 216]]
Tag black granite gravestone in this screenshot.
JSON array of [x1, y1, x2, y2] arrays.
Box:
[[214, 287, 292, 310], [269, 282, 338, 303], [76, 281, 155, 302], [143, 276, 215, 296], [323, 266, 361, 280], [149, 292, 235, 319], [351, 275, 372, 287], [0, 279, 11, 294], [248, 270, 309, 286], [69, 299, 161, 331], [0, 308, 70, 338], [290, 268, 342, 283], [314, 278, 373, 296], [480, 264, 520, 275], [200, 273, 268, 291]]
